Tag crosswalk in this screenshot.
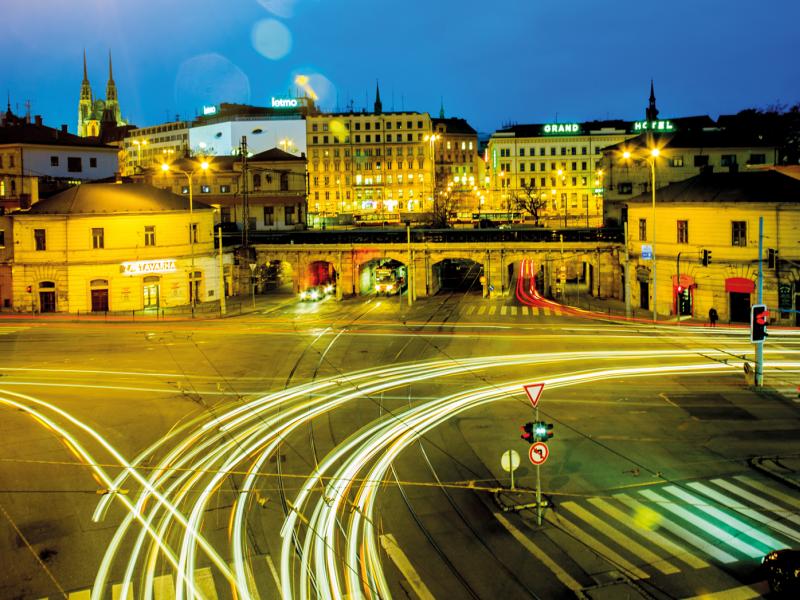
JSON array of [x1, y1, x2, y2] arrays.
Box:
[[547, 474, 800, 582], [460, 303, 569, 319]]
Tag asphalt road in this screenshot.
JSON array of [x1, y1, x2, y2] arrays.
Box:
[[0, 292, 798, 600]]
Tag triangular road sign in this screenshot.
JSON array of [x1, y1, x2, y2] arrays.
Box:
[[523, 383, 544, 408]]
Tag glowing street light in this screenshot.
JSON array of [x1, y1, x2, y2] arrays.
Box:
[[160, 160, 210, 310]]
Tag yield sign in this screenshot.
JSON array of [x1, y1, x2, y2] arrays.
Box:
[[529, 442, 549, 465], [523, 383, 544, 408]]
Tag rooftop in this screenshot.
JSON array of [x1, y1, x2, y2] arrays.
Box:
[[626, 171, 800, 204]]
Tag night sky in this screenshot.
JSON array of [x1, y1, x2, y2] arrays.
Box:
[[4, 0, 799, 135]]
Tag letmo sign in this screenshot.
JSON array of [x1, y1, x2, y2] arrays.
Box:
[[542, 123, 580, 135], [120, 259, 177, 276], [271, 97, 299, 108]]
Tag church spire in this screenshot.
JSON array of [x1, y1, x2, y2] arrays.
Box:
[[646, 79, 659, 121], [108, 49, 114, 83], [439, 97, 445, 119], [105, 50, 118, 106], [373, 80, 382, 114], [83, 49, 89, 82]]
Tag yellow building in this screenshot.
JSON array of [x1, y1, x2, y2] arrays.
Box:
[[306, 89, 434, 226], [12, 183, 221, 313], [487, 121, 633, 226], [625, 170, 800, 324], [431, 117, 481, 220]]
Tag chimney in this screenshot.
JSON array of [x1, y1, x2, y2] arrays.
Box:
[[34, 115, 42, 126], [61, 124, 68, 133]]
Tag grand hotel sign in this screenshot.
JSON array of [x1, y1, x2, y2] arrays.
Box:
[[120, 259, 177, 276]]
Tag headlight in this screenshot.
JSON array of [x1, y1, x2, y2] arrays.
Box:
[[300, 291, 308, 300], [376, 285, 382, 291], [310, 290, 319, 300], [387, 284, 394, 291], [324, 285, 334, 294]]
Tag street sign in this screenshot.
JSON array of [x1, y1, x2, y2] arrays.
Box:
[[641, 244, 653, 260], [501, 449, 520, 472], [529, 442, 549, 465], [249, 263, 257, 272], [523, 383, 544, 408]]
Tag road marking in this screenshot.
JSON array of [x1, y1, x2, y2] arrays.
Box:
[[681, 582, 769, 600], [194, 567, 218, 600], [588, 497, 708, 569], [521, 306, 529, 316], [265, 554, 281, 592], [639, 489, 763, 558], [464, 305, 476, 315], [688, 481, 800, 543], [616, 494, 738, 564], [229, 561, 258, 598], [112, 583, 133, 600], [734, 475, 800, 510], [379, 533, 434, 600], [663, 486, 782, 553], [477, 306, 487, 315], [562, 501, 678, 575], [500, 306, 508, 316], [510, 306, 518, 316], [68, 592, 90, 600], [153, 574, 174, 600], [494, 513, 583, 592], [549, 512, 650, 580], [488, 306, 497, 315]]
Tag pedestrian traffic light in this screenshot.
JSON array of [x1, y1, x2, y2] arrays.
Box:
[[702, 249, 712, 266], [750, 304, 768, 343], [521, 422, 535, 444], [26, 285, 32, 293]]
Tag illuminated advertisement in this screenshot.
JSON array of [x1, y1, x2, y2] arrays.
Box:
[[120, 259, 177, 276]]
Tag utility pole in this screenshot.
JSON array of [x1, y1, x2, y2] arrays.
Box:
[[218, 227, 226, 315], [240, 136, 249, 249], [756, 216, 764, 386], [623, 222, 631, 318]]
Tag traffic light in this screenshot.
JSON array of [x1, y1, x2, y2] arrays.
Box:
[[751, 304, 769, 343], [533, 421, 554, 442], [25, 285, 32, 293], [768, 248, 778, 270], [702, 249, 712, 266], [521, 422, 535, 444]]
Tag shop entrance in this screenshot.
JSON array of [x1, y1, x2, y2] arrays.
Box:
[[639, 281, 649, 310], [189, 271, 202, 304], [143, 276, 160, 308], [90, 279, 109, 312], [729, 292, 750, 323], [677, 287, 692, 316], [39, 281, 56, 313]]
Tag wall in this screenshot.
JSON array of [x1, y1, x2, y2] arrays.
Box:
[[23, 146, 118, 180]]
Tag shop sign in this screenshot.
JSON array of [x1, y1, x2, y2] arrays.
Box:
[[271, 97, 299, 108], [633, 120, 674, 132], [121, 259, 177, 276], [542, 123, 580, 135], [779, 283, 792, 310], [202, 105, 218, 116]]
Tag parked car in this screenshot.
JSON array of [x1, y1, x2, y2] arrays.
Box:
[[762, 549, 800, 595]]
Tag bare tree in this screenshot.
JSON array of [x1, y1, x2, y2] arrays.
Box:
[[429, 185, 456, 228], [511, 181, 548, 226]]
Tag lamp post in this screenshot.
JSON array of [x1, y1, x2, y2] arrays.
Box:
[[161, 160, 209, 310], [424, 134, 439, 214], [132, 139, 148, 173], [623, 147, 660, 322]]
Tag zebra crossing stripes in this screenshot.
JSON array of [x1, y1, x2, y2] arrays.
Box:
[[111, 583, 133, 600], [459, 304, 563, 319]]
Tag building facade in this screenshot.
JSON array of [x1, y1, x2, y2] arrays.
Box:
[[11, 183, 222, 313], [487, 121, 634, 226], [625, 170, 800, 324], [431, 117, 481, 220], [121, 121, 189, 176]]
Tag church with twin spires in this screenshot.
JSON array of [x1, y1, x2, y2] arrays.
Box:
[[77, 50, 127, 137]]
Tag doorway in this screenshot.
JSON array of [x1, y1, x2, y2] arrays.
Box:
[[729, 292, 750, 323], [143, 276, 160, 309], [639, 281, 649, 310], [91, 289, 109, 312], [677, 287, 692, 316], [39, 281, 56, 312]]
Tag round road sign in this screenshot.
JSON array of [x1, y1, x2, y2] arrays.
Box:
[[528, 442, 549, 465], [501, 449, 521, 472]]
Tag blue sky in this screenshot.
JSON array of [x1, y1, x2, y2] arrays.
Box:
[[3, 0, 799, 134]]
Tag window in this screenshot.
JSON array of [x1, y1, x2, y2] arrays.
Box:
[[519, 148, 525, 156], [50, 156, 59, 167], [264, 206, 274, 226], [285, 205, 296, 225], [670, 156, 684, 167], [677, 220, 688, 244], [693, 155, 709, 167], [748, 153, 766, 165], [520, 163, 525, 172], [67, 157, 82, 172], [35, 228, 46, 251], [89, 157, 97, 168], [732, 221, 747, 247], [144, 226, 155, 246], [190, 223, 198, 243], [617, 182, 633, 194], [721, 154, 737, 167], [181, 186, 189, 195], [220, 185, 230, 193], [639, 218, 647, 241], [200, 185, 211, 193], [91, 227, 105, 249]]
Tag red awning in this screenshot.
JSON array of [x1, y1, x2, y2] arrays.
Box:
[[725, 277, 755, 293]]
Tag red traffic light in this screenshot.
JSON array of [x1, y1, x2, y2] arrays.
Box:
[[520, 422, 534, 443]]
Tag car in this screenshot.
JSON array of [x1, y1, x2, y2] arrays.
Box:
[[762, 549, 800, 595], [322, 283, 336, 296], [299, 286, 324, 302]]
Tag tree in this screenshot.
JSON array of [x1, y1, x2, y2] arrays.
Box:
[[429, 185, 456, 228], [511, 181, 548, 226]]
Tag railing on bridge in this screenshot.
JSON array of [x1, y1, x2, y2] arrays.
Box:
[[218, 227, 624, 247]]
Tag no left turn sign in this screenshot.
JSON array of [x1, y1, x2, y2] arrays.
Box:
[[529, 442, 549, 465]]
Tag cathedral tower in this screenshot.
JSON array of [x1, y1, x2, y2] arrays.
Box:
[[77, 50, 125, 137], [78, 50, 94, 136]]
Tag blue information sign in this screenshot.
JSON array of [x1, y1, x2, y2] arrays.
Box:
[[641, 244, 653, 260]]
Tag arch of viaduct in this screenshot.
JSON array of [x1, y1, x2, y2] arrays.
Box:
[[252, 241, 625, 301]]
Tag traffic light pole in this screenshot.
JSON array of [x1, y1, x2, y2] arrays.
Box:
[[756, 216, 764, 387], [535, 405, 543, 526]]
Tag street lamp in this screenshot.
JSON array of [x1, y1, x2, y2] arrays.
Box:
[[424, 134, 439, 213], [160, 159, 209, 310], [132, 139, 148, 172], [623, 147, 660, 322]]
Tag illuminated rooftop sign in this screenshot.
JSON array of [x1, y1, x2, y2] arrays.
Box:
[[121, 259, 177, 276], [542, 123, 581, 135], [202, 105, 218, 116], [271, 97, 299, 108], [633, 120, 674, 132]]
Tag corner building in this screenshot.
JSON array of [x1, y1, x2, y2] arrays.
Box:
[[12, 183, 220, 313], [306, 99, 434, 226]]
